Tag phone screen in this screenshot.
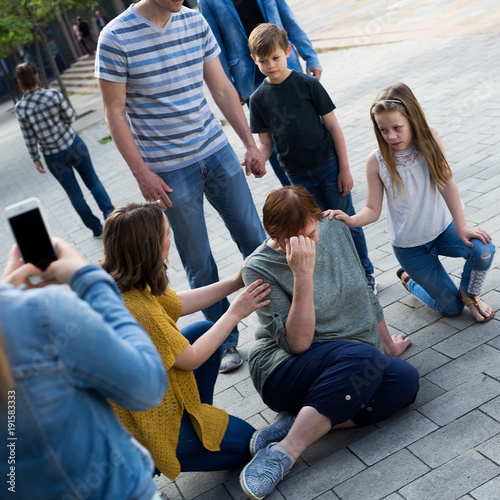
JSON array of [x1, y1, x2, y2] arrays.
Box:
[[8, 208, 57, 271]]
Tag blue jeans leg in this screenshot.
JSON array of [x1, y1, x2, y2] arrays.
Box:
[[177, 321, 254, 471], [44, 138, 102, 235], [181, 321, 220, 404], [287, 155, 374, 275], [67, 135, 115, 219], [393, 222, 495, 315], [177, 413, 254, 472], [159, 145, 265, 349]]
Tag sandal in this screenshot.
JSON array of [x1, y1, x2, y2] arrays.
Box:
[[396, 268, 410, 291], [459, 289, 495, 323]]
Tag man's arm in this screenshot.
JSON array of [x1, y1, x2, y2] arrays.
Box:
[[203, 56, 265, 176], [97, 79, 173, 208]]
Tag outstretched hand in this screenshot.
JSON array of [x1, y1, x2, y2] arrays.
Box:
[[383, 334, 412, 356], [324, 209, 355, 227], [456, 225, 491, 247], [228, 279, 271, 320]]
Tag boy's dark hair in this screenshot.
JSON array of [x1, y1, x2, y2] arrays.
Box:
[[248, 23, 289, 57], [15, 62, 39, 92], [263, 185, 323, 240], [100, 202, 169, 295]]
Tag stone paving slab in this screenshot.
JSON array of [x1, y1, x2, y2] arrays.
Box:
[[1, 1, 500, 499]]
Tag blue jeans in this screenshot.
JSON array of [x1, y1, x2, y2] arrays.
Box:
[[159, 144, 266, 349], [269, 148, 291, 186], [393, 222, 495, 315], [43, 135, 114, 235], [176, 322, 255, 471], [286, 153, 374, 275]]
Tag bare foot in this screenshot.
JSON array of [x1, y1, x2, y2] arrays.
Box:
[[383, 334, 411, 356], [459, 289, 494, 322]]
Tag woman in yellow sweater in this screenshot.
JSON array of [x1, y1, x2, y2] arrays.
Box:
[[101, 202, 272, 481]]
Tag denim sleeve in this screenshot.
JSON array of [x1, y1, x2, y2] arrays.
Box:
[[276, 0, 320, 68], [54, 265, 167, 410], [199, 1, 233, 85]]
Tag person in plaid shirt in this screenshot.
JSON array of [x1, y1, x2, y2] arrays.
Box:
[[14, 62, 114, 238]]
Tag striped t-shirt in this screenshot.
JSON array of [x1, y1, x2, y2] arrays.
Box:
[[95, 6, 228, 173]]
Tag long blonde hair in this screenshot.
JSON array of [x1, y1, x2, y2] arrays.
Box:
[[370, 82, 452, 197]]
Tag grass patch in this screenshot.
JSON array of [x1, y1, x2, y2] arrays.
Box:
[[98, 135, 113, 144]]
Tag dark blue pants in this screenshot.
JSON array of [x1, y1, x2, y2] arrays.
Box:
[[43, 135, 114, 236], [176, 321, 255, 471], [263, 341, 419, 427]]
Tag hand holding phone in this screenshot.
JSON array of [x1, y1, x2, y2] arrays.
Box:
[[1, 245, 44, 287], [5, 197, 58, 284]]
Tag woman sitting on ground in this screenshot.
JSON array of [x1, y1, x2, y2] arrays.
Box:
[[101, 201, 273, 481], [239, 186, 419, 500]]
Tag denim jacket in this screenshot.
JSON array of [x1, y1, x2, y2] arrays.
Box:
[[0, 265, 167, 500], [199, 0, 320, 100]]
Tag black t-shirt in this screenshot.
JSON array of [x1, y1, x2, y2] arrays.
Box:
[[249, 71, 336, 171], [232, 0, 265, 37]]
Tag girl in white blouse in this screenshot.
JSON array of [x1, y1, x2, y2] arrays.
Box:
[[332, 82, 495, 323]]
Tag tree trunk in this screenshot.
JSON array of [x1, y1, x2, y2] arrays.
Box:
[[37, 27, 74, 111], [33, 30, 48, 88]]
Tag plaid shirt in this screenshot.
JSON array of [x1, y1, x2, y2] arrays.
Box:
[[15, 88, 76, 161]]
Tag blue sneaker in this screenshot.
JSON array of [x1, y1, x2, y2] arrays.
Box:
[[249, 411, 296, 456], [240, 443, 293, 500]]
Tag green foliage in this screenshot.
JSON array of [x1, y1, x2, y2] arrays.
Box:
[[0, 0, 94, 59]]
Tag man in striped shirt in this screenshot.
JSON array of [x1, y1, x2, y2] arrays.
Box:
[[95, 0, 266, 373]]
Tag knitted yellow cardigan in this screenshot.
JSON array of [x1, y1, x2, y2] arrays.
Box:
[[110, 286, 229, 480]]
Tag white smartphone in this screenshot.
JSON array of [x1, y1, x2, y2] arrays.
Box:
[[5, 197, 58, 282]]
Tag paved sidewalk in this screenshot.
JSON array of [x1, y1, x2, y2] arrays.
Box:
[[1, 2, 500, 499]]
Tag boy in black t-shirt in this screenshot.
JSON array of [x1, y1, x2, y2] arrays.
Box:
[[248, 23, 377, 293]]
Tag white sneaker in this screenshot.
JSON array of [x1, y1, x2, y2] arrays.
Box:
[[219, 346, 243, 373]]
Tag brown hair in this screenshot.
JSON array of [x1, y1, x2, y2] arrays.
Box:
[[100, 202, 168, 295], [248, 23, 289, 58], [0, 329, 13, 410], [15, 62, 40, 92], [263, 185, 323, 240], [370, 82, 452, 197]]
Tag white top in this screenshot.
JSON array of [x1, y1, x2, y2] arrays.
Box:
[[375, 146, 453, 248], [95, 6, 228, 173]]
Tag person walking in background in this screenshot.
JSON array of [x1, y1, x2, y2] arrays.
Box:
[[15, 62, 115, 239], [95, 0, 267, 373], [199, 0, 322, 186], [95, 10, 110, 34], [332, 82, 495, 322], [101, 202, 274, 480], [0, 238, 167, 500], [77, 16, 96, 55], [72, 17, 88, 54], [247, 24, 378, 293]]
